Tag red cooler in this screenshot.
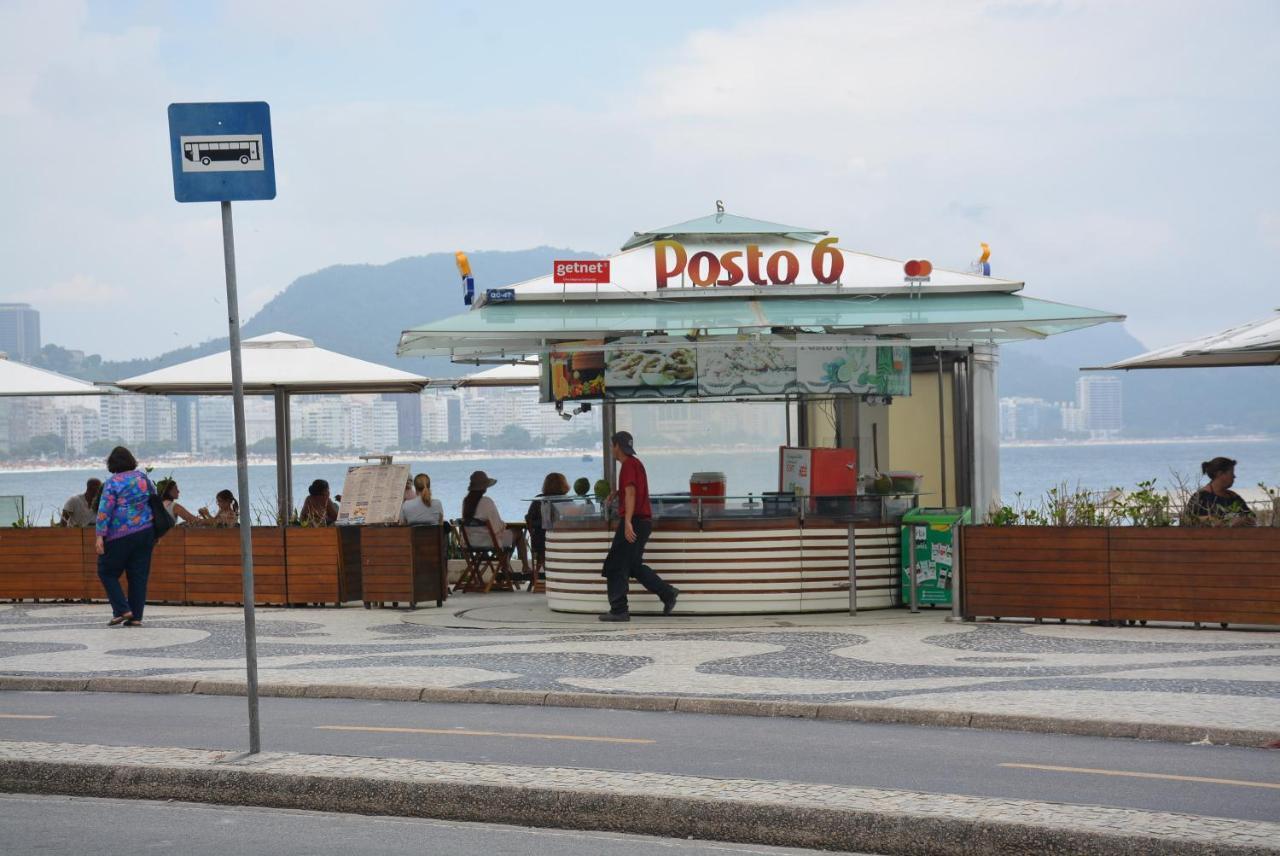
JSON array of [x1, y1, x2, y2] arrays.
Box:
[[690, 472, 726, 508]]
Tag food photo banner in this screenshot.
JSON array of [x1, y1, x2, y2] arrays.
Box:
[[543, 340, 910, 402]]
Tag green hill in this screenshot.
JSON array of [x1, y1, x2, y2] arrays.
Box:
[[45, 247, 588, 383]]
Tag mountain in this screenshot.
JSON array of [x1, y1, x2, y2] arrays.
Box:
[[73, 247, 592, 383]]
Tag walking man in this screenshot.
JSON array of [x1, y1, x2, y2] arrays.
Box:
[[600, 430, 679, 622]]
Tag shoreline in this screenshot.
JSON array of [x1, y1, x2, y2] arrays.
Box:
[[998, 434, 1275, 449], [0, 436, 1274, 474], [0, 446, 783, 475]]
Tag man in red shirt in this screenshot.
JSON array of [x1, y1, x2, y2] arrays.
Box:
[[600, 430, 679, 621]]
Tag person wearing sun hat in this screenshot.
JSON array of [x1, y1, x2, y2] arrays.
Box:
[[461, 469, 513, 549], [599, 431, 679, 621]]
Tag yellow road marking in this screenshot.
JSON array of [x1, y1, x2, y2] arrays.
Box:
[[1001, 763, 1280, 790], [316, 725, 654, 745], [0, 714, 54, 720]]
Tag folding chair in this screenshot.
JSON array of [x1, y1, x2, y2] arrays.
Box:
[[455, 519, 516, 593]]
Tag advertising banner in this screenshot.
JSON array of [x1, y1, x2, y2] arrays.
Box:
[[697, 341, 798, 397], [604, 342, 697, 400], [548, 342, 606, 401], [796, 346, 910, 395]]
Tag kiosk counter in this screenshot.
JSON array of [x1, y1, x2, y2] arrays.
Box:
[[541, 495, 913, 615]]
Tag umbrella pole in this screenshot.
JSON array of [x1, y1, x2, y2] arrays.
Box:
[[274, 388, 292, 526], [221, 200, 261, 756]]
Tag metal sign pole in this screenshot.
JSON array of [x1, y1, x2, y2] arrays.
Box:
[[220, 200, 261, 755], [907, 524, 919, 614], [846, 523, 858, 616]]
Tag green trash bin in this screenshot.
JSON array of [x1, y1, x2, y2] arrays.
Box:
[[900, 507, 972, 608]]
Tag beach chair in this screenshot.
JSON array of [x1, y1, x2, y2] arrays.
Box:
[[455, 518, 516, 593]]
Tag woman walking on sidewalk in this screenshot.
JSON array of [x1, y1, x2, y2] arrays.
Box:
[[95, 446, 157, 628], [599, 431, 678, 622]]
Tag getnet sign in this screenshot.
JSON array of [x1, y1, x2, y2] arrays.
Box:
[[653, 238, 844, 289], [554, 259, 610, 284], [168, 102, 276, 203]]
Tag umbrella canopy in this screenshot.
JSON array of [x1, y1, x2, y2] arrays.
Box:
[[116, 332, 428, 394], [115, 332, 428, 525], [1088, 311, 1280, 370], [428, 362, 539, 388], [0, 354, 106, 396]]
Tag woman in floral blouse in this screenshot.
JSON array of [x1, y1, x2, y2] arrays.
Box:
[[95, 446, 156, 627]]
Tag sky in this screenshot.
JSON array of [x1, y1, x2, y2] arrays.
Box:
[[2, 0, 1279, 361]]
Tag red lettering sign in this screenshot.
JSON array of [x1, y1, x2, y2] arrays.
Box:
[[553, 259, 611, 284], [654, 238, 844, 289]]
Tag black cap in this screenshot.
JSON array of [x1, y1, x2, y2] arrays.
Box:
[[611, 430, 636, 456]]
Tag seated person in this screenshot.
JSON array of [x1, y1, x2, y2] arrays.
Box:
[[199, 490, 240, 527], [60, 478, 102, 528], [300, 479, 339, 526], [525, 472, 570, 558], [460, 470, 513, 550], [400, 472, 444, 525], [404, 478, 417, 501], [155, 479, 203, 526], [1186, 457, 1256, 526]]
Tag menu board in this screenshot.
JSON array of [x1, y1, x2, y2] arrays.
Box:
[[604, 342, 696, 399], [779, 447, 812, 496], [336, 463, 410, 526], [542, 340, 910, 402], [796, 346, 910, 395], [698, 341, 798, 396]]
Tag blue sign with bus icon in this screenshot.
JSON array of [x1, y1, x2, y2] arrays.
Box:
[[168, 102, 275, 202]]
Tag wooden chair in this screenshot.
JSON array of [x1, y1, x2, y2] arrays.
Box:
[[454, 519, 516, 593]]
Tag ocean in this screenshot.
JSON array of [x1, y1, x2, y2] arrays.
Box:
[[3, 438, 1277, 524]]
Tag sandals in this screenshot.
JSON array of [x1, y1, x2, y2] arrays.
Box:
[[123, 619, 143, 628], [108, 613, 134, 626]]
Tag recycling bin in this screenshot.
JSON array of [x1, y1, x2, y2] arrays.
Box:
[[900, 507, 972, 608]]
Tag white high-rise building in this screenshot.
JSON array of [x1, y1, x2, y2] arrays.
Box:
[[421, 392, 454, 445], [58, 406, 101, 456], [196, 397, 234, 453], [1076, 375, 1123, 438], [99, 395, 177, 446]]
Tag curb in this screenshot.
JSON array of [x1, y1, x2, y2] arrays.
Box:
[[2, 742, 1276, 856], [2, 675, 1276, 748]]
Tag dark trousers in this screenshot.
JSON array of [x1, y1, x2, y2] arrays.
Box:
[[602, 518, 674, 614], [97, 528, 156, 620]]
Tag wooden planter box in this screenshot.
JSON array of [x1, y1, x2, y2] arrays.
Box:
[[184, 527, 286, 605], [963, 526, 1111, 621], [963, 526, 1280, 626], [79, 528, 186, 604], [359, 526, 447, 608], [285, 528, 352, 606], [0, 528, 86, 601], [1109, 528, 1280, 626]]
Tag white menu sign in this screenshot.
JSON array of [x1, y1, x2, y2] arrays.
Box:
[[779, 447, 812, 496], [337, 463, 410, 526]]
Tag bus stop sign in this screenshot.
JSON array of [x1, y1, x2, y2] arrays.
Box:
[[168, 102, 276, 203]]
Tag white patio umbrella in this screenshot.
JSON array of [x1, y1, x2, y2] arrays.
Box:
[[0, 353, 108, 396], [115, 332, 429, 522], [1088, 311, 1280, 370], [428, 361, 540, 389]]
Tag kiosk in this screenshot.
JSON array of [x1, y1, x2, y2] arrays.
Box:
[[398, 209, 1123, 614]]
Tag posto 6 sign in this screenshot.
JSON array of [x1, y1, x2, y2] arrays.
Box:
[[653, 238, 845, 289]]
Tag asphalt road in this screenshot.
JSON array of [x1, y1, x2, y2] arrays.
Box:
[[1, 691, 1277, 822], [0, 793, 868, 855]]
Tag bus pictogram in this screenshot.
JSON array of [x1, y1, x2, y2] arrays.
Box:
[[178, 134, 266, 173]]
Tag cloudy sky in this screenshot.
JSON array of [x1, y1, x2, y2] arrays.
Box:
[[3, 0, 1278, 360]]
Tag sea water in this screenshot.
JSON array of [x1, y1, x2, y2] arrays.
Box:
[[2, 439, 1277, 523]]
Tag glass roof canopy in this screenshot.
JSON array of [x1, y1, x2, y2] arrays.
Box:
[[397, 292, 1125, 361]]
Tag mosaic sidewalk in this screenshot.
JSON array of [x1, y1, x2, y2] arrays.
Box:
[[1, 598, 1277, 739]]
